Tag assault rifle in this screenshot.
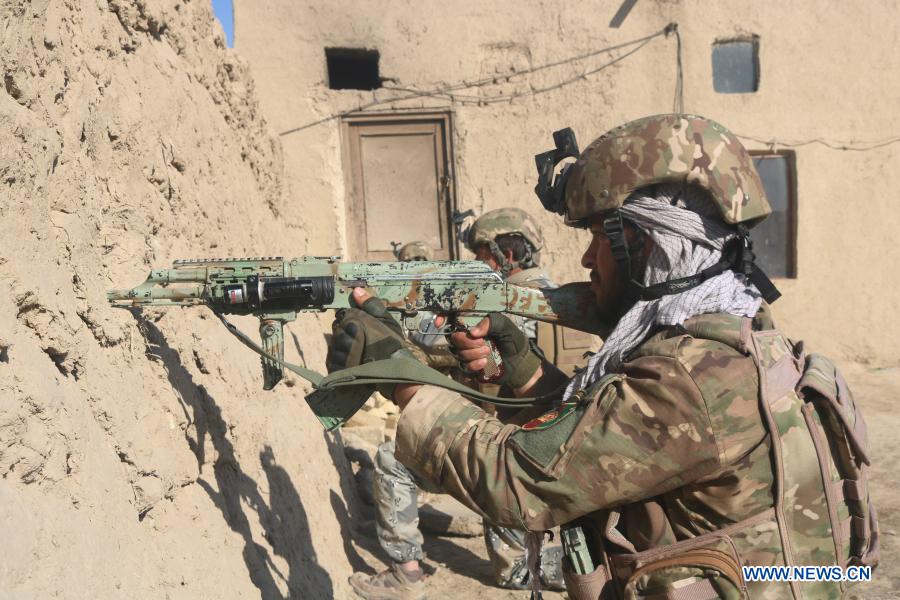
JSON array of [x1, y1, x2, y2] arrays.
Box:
[[108, 256, 604, 429]]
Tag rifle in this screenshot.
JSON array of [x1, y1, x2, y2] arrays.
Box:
[[108, 256, 604, 430]]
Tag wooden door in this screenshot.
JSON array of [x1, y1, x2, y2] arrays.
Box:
[[343, 113, 455, 261]]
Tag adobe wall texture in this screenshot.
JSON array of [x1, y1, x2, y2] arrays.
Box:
[[235, 0, 900, 365], [0, 1, 357, 597]]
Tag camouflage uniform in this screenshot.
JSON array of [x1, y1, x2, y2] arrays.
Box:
[[392, 115, 877, 599], [372, 439, 441, 564], [373, 238, 442, 567]]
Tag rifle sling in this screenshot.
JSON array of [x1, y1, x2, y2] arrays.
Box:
[[318, 358, 561, 407], [215, 312, 557, 408], [214, 312, 325, 385]]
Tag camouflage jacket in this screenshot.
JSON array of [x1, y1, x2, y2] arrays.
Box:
[[397, 308, 769, 532], [396, 307, 875, 599]]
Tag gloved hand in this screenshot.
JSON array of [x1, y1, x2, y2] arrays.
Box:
[[326, 290, 414, 399], [448, 313, 541, 389]]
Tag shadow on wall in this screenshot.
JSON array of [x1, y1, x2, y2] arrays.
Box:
[[134, 312, 333, 599], [324, 428, 380, 575]]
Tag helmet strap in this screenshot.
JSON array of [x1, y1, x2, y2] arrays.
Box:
[[601, 212, 647, 308], [733, 225, 782, 304], [488, 235, 537, 276], [488, 240, 515, 277]]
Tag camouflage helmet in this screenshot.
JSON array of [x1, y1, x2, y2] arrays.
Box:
[[464, 207, 544, 276], [536, 114, 771, 228], [534, 114, 782, 305], [395, 241, 433, 261], [465, 207, 544, 253]]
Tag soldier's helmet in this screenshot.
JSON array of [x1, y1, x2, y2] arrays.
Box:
[[396, 241, 433, 261], [465, 207, 544, 255], [534, 114, 781, 304], [536, 114, 771, 228]]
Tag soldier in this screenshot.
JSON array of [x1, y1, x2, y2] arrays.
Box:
[[463, 207, 553, 339], [348, 213, 566, 600], [329, 114, 878, 599], [393, 241, 433, 262]]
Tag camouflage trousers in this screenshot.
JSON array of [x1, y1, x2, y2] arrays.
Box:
[[374, 441, 563, 589]]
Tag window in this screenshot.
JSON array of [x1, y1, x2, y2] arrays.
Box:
[[326, 48, 381, 90], [750, 152, 796, 278], [342, 113, 456, 261], [712, 38, 759, 93]]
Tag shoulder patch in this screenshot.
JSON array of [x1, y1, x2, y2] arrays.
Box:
[[510, 375, 622, 474], [522, 401, 579, 431], [510, 398, 586, 472]]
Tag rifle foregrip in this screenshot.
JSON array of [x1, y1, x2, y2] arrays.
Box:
[[259, 319, 285, 390]]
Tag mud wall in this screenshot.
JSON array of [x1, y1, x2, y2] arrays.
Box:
[[0, 1, 360, 597]]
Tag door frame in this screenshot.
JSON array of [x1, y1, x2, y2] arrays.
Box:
[[340, 110, 459, 261]]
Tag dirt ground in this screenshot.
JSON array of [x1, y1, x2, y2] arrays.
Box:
[[346, 364, 899, 600], [844, 365, 900, 600], [348, 530, 565, 600]]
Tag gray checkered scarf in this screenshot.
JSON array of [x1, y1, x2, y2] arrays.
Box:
[[563, 185, 762, 400]]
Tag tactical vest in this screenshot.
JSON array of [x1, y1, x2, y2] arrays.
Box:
[[561, 314, 879, 600]]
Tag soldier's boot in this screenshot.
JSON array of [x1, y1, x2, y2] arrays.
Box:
[[348, 562, 426, 600]]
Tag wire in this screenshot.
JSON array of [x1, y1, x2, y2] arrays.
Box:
[[670, 24, 684, 114], [277, 22, 900, 154], [736, 133, 900, 152], [380, 34, 657, 106], [278, 25, 674, 136], [396, 27, 667, 96]]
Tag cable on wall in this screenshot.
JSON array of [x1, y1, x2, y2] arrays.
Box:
[[279, 25, 674, 136], [278, 22, 900, 154], [735, 133, 900, 152]]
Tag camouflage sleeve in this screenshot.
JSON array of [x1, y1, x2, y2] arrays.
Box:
[[394, 354, 723, 532]]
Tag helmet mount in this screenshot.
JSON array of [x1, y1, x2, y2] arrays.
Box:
[[534, 127, 580, 216]]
